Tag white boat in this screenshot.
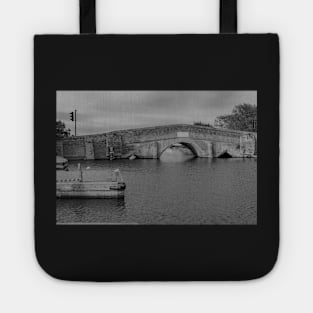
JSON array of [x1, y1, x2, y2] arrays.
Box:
[[56, 168, 126, 198]]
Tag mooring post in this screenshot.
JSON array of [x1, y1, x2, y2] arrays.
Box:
[[78, 163, 83, 181]]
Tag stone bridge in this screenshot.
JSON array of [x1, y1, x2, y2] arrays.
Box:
[[56, 124, 257, 160]]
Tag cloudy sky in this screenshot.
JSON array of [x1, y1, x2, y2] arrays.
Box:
[[57, 91, 257, 135]]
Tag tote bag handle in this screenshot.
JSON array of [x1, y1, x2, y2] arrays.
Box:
[[80, 0, 237, 34]]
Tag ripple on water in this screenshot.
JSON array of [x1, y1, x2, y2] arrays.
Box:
[[57, 156, 257, 225]]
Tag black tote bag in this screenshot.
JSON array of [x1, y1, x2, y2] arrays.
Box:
[[34, 0, 279, 281]]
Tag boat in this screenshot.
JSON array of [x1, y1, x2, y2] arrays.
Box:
[[56, 167, 126, 198], [56, 155, 69, 170]]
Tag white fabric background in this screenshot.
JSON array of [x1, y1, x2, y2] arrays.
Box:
[[0, 0, 311, 312]]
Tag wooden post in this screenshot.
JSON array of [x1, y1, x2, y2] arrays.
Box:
[[78, 163, 83, 181]]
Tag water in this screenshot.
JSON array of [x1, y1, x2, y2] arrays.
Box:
[[56, 149, 257, 225]]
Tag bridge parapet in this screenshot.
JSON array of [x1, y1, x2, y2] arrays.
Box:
[[56, 124, 257, 160], [111, 124, 244, 143]]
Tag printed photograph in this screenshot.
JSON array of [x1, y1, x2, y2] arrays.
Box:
[[56, 91, 257, 225]]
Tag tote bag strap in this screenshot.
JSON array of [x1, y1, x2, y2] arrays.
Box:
[[80, 0, 96, 34], [79, 0, 237, 34], [220, 0, 237, 33]]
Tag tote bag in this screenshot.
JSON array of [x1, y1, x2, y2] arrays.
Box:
[[34, 0, 279, 281]]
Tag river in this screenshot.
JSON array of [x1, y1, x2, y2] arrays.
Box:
[[56, 149, 257, 225]]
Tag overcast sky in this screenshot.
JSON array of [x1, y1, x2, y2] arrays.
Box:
[[57, 91, 257, 135]]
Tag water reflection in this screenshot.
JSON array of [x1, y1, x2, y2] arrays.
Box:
[[57, 156, 257, 225], [160, 145, 195, 162], [56, 198, 126, 224]]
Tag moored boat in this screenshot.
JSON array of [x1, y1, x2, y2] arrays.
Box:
[[56, 155, 69, 170], [56, 168, 126, 198]]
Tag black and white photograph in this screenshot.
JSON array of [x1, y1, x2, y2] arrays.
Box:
[[56, 91, 257, 225], [6, 0, 313, 309]]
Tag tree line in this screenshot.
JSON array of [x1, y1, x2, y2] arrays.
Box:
[[194, 103, 257, 132], [56, 120, 71, 138]]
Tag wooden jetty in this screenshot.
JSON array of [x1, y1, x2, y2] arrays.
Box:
[[56, 167, 126, 199]]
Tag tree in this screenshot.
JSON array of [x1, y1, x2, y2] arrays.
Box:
[[56, 120, 71, 138], [214, 103, 257, 132]]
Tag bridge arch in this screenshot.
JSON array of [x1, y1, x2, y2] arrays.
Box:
[[217, 150, 233, 158], [157, 138, 204, 159]]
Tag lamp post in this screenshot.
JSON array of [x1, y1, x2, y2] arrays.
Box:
[[69, 110, 77, 136], [74, 109, 77, 136]]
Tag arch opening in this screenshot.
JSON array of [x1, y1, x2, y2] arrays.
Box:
[[159, 142, 198, 161], [218, 151, 232, 158]]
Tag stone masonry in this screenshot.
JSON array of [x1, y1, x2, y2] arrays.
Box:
[[56, 124, 257, 160]]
